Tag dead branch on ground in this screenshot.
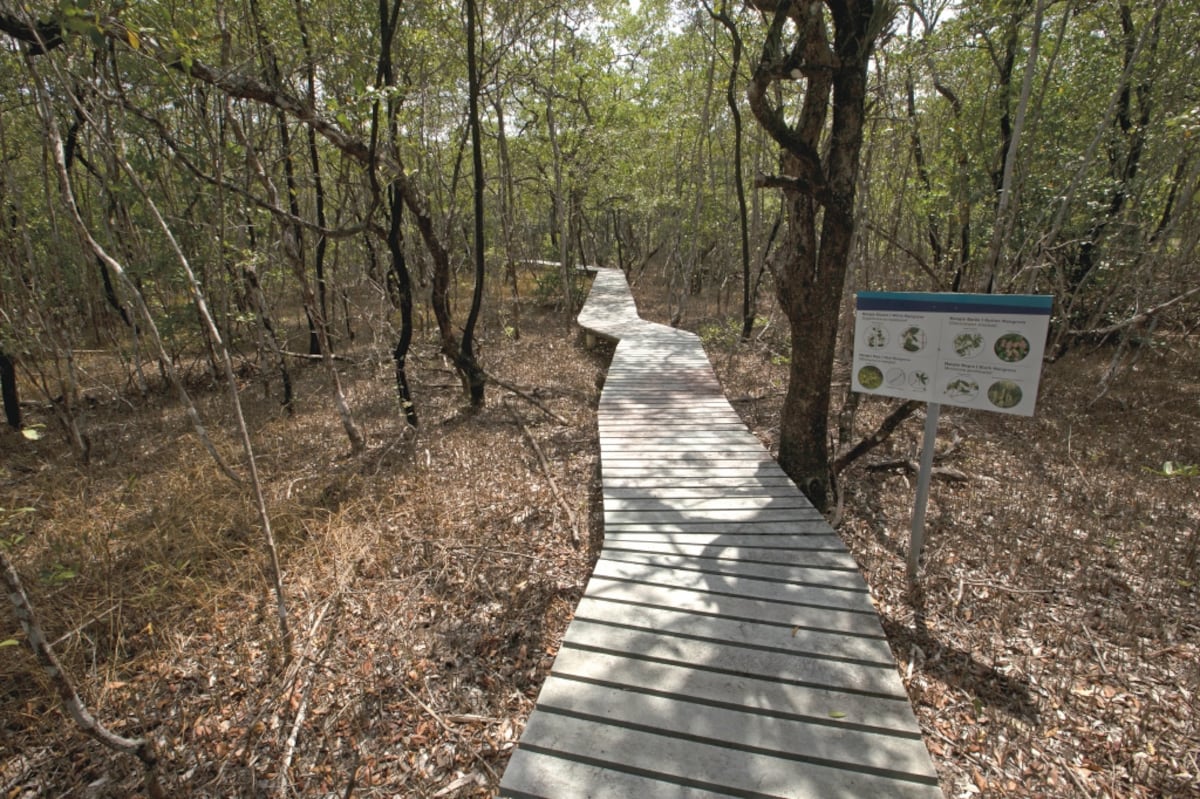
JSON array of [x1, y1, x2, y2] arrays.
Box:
[[1, 550, 166, 798], [486, 369, 571, 425], [504, 398, 581, 547]]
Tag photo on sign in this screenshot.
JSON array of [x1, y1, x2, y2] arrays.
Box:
[[987, 379, 1023, 409], [858, 365, 883, 389], [901, 326, 926, 352], [944, 375, 979, 400], [994, 333, 1030, 363], [952, 331, 984, 358], [866, 325, 888, 348]]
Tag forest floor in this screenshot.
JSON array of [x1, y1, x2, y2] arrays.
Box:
[[2, 280, 1198, 798]]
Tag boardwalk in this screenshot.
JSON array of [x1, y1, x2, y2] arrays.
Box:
[[499, 269, 941, 798]]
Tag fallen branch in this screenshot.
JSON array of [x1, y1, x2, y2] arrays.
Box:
[[281, 349, 357, 364], [275, 596, 340, 798], [504, 398, 581, 547], [486, 369, 571, 426], [400, 683, 500, 784], [1, 550, 166, 798], [833, 399, 922, 476], [867, 458, 969, 482]]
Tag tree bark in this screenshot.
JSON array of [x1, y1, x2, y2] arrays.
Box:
[[981, 0, 1045, 293], [462, 0, 487, 408], [747, 0, 883, 511], [0, 350, 19, 430]]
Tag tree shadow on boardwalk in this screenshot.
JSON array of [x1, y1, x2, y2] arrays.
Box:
[[553, 454, 1040, 796], [516, 456, 944, 797]]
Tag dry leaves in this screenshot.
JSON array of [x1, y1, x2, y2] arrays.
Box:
[[708, 323, 1200, 799], [0, 304, 604, 797]]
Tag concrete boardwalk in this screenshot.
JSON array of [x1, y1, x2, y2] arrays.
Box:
[[499, 269, 941, 798]]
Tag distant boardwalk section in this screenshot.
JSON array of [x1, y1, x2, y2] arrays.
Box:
[[499, 268, 942, 798]]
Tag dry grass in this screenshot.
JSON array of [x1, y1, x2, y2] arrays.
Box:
[[1, 287, 605, 797]]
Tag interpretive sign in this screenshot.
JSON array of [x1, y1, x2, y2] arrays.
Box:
[[851, 292, 1053, 416]]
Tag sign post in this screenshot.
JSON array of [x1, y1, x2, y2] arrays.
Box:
[[850, 292, 1053, 588], [907, 402, 940, 586]]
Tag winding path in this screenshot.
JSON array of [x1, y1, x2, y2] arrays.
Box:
[[499, 269, 942, 798]]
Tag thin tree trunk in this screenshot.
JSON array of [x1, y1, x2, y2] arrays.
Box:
[[981, 0, 1045, 293], [32, 67, 241, 482], [293, 0, 331, 344], [462, 0, 487, 408], [493, 93, 522, 341], [225, 106, 366, 453], [117, 153, 294, 656], [242, 262, 294, 414], [0, 351, 19, 430], [710, 5, 754, 339], [371, 0, 417, 427]]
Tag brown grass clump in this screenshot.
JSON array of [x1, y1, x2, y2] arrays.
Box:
[[1, 296, 605, 797]]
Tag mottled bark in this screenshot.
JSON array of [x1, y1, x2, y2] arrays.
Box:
[[747, 0, 883, 510]]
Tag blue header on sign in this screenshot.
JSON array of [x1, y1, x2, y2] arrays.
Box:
[[857, 291, 1053, 315]]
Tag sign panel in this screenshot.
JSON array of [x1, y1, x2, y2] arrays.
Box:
[[851, 292, 1053, 416]]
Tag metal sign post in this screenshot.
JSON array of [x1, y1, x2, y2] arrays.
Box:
[[907, 402, 941, 589]]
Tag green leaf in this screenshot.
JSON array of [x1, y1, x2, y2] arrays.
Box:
[[21, 427, 42, 441], [0, 639, 18, 648], [1145, 461, 1200, 478], [828, 710, 846, 719]]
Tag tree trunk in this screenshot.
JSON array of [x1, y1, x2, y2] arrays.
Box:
[[981, 0, 1045, 293], [748, 0, 881, 511], [462, 0, 487, 408], [711, 7, 754, 340], [0, 350, 19, 430]]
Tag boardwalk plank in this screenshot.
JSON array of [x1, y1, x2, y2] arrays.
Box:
[[587, 558, 879, 613], [508, 709, 940, 799], [499, 268, 941, 799]]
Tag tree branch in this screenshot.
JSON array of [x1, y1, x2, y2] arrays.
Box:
[[2, 549, 166, 798], [0, 12, 63, 53], [833, 399, 922, 476], [1070, 285, 1200, 338]]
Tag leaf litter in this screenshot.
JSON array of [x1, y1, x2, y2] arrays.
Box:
[[1, 291, 1197, 798]]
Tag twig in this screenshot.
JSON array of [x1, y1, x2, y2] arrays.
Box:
[[436, 543, 552, 562], [281, 349, 357, 364], [275, 596, 340, 798], [961, 579, 1058, 595], [0, 750, 53, 795], [1081, 624, 1109, 676], [485, 369, 570, 425], [503, 398, 581, 547], [1, 550, 165, 798], [400, 683, 500, 784], [51, 604, 120, 647]]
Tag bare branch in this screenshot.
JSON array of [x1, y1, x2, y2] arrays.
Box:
[[2, 550, 166, 798]]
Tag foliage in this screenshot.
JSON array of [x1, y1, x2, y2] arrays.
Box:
[[1146, 461, 1200, 478], [531, 266, 584, 311]]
